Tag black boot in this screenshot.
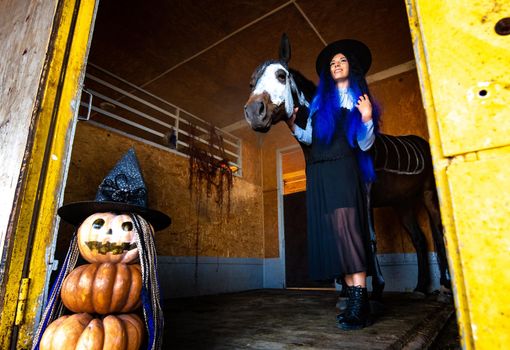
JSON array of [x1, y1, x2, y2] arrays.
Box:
[[338, 286, 372, 330], [336, 285, 355, 323]]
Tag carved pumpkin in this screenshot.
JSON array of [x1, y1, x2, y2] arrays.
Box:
[[39, 313, 144, 350], [61, 263, 142, 314], [77, 212, 151, 264]]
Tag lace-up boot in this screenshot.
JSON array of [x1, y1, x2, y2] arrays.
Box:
[[338, 286, 372, 330], [336, 285, 355, 323]]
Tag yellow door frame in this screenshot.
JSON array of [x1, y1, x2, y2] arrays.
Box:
[[406, 1, 510, 348], [0, 0, 98, 348], [2, 0, 508, 348]]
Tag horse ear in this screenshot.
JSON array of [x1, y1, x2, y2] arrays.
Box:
[[279, 33, 291, 64]]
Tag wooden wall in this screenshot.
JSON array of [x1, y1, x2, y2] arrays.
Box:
[[58, 122, 265, 259], [0, 0, 58, 264]]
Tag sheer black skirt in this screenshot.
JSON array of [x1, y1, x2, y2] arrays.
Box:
[[306, 155, 371, 281]]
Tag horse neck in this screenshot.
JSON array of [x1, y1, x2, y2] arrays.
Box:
[[289, 68, 316, 128], [289, 68, 316, 106]]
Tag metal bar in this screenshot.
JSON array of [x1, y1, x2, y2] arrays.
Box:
[[87, 89, 175, 129], [86, 70, 240, 141], [88, 63, 181, 110], [86, 74, 179, 121], [78, 89, 93, 121], [85, 103, 239, 159], [85, 75, 239, 149], [84, 104, 165, 137], [86, 120, 240, 169]]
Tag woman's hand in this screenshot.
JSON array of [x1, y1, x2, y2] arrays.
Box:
[[285, 107, 299, 132], [356, 94, 372, 122]]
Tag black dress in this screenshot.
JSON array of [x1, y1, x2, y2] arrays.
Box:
[[306, 108, 372, 281]]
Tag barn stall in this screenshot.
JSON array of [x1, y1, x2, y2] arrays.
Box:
[[59, 0, 446, 297], [2, 0, 459, 348], [46, 0, 456, 347]]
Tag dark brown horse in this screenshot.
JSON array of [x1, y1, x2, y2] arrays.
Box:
[[244, 35, 450, 299]]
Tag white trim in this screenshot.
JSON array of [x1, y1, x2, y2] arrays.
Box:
[[292, 1, 327, 45], [222, 119, 250, 133], [269, 144, 302, 289], [369, 252, 442, 293], [275, 147, 286, 288], [157, 256, 263, 298], [366, 60, 416, 84], [155, 252, 443, 298], [138, 1, 295, 88]]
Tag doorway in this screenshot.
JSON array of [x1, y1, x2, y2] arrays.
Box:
[[279, 146, 334, 289]]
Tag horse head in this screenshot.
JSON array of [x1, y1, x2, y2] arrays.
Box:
[[244, 34, 311, 133]]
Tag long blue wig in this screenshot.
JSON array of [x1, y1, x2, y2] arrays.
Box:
[[310, 53, 380, 182]]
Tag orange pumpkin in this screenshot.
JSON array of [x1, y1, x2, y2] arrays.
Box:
[[39, 313, 144, 350], [61, 263, 142, 314], [77, 212, 150, 264]]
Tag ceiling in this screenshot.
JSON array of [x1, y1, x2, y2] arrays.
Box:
[[86, 0, 414, 133]]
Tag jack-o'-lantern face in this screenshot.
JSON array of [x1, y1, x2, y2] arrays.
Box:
[[77, 212, 148, 264]]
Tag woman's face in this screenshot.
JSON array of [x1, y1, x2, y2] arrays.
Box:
[[329, 53, 349, 83]]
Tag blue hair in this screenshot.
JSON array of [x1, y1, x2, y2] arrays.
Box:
[[310, 54, 381, 182], [310, 69, 340, 145]]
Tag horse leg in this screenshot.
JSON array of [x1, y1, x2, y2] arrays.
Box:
[[394, 204, 430, 294], [366, 184, 385, 301], [423, 189, 451, 290]]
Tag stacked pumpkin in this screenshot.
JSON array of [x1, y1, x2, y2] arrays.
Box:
[[40, 213, 145, 350]]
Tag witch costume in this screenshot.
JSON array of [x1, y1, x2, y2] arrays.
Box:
[[32, 148, 170, 350], [292, 40, 378, 329]]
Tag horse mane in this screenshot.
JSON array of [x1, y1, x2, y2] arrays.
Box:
[[289, 68, 316, 102], [287, 68, 316, 133]]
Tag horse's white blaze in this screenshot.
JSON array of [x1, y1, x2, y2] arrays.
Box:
[[253, 63, 294, 117]]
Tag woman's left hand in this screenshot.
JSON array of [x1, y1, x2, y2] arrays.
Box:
[[356, 94, 372, 122]]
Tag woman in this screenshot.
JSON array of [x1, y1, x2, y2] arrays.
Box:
[[286, 39, 379, 330]]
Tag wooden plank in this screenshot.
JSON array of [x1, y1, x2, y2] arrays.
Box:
[[0, 0, 59, 275], [0, 0, 98, 348], [0, 0, 60, 346]]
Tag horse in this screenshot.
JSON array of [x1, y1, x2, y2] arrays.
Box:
[[244, 34, 450, 300]]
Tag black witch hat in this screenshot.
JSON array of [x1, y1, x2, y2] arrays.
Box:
[[315, 39, 372, 77], [58, 148, 171, 231]]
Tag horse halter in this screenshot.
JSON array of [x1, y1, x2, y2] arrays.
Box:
[[273, 64, 310, 119], [252, 61, 309, 119], [287, 72, 310, 110]]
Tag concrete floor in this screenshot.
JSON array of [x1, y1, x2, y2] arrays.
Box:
[[163, 289, 457, 349], [429, 314, 462, 350]]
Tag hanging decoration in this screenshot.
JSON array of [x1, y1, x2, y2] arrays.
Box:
[[187, 124, 235, 282], [187, 124, 234, 212]]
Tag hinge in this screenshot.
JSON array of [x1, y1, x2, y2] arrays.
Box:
[[78, 88, 93, 121], [14, 278, 30, 326]]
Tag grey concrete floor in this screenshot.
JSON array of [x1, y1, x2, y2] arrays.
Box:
[[429, 314, 462, 350], [162, 289, 457, 350]]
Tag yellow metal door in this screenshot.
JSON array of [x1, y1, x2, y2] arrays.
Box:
[[406, 1, 510, 348], [0, 0, 98, 348]]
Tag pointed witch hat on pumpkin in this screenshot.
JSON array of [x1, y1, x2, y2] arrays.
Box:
[[58, 148, 171, 231]]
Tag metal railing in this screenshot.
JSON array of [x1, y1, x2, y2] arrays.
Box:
[[79, 63, 242, 175]]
